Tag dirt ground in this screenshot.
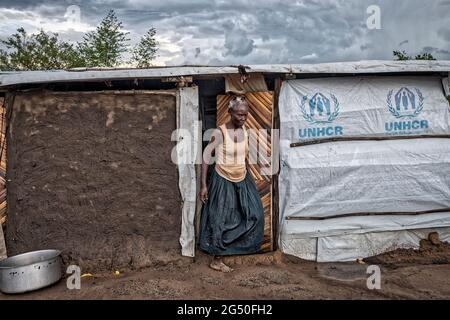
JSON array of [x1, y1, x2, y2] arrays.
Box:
[[1, 238, 450, 300]]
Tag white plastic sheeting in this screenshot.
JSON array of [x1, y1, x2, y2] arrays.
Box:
[[280, 76, 450, 141], [281, 227, 450, 262], [282, 212, 450, 239], [176, 86, 200, 257], [278, 76, 450, 262], [280, 138, 450, 218]]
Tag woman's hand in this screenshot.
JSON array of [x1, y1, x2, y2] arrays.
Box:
[[199, 186, 208, 203]]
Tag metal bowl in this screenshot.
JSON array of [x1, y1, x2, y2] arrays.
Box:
[[0, 249, 62, 294]]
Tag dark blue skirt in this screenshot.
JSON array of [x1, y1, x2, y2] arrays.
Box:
[[198, 168, 264, 256]]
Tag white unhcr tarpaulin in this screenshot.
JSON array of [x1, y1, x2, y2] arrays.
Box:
[[280, 76, 450, 141], [281, 138, 450, 218], [278, 76, 450, 262]]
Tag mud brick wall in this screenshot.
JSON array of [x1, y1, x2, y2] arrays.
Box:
[[5, 91, 182, 271]]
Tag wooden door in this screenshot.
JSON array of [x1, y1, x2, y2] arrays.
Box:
[[217, 92, 274, 252]]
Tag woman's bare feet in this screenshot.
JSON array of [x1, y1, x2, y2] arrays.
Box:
[[210, 258, 234, 273]]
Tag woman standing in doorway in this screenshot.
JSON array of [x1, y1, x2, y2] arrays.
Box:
[[198, 96, 264, 273]]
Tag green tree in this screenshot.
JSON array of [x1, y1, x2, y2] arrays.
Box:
[[131, 28, 158, 68], [0, 11, 160, 71], [414, 53, 436, 60], [393, 50, 436, 61], [0, 49, 10, 70], [0, 27, 84, 70], [393, 50, 411, 61], [0, 28, 35, 70], [79, 10, 130, 67]]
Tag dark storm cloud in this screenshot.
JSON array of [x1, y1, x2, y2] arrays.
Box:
[[223, 27, 255, 57], [438, 28, 450, 42], [421, 46, 450, 55], [1, 0, 449, 65]]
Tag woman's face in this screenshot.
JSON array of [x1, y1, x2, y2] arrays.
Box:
[[229, 103, 249, 128]]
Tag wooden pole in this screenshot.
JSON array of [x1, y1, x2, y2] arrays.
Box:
[[290, 134, 450, 148]]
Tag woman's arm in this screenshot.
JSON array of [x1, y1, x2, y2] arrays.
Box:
[[199, 128, 221, 203]]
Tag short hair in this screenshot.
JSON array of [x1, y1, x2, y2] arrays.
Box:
[[228, 96, 248, 111]]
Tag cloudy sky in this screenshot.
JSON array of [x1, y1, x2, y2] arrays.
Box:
[[0, 0, 449, 66]]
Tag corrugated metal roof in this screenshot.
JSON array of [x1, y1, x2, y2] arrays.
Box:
[[1, 60, 450, 88]]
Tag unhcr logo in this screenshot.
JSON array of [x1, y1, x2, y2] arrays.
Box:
[[301, 93, 340, 124], [299, 92, 343, 139], [385, 87, 428, 134], [387, 87, 424, 118]]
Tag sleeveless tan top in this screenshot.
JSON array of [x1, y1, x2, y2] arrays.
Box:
[[215, 124, 248, 182]]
